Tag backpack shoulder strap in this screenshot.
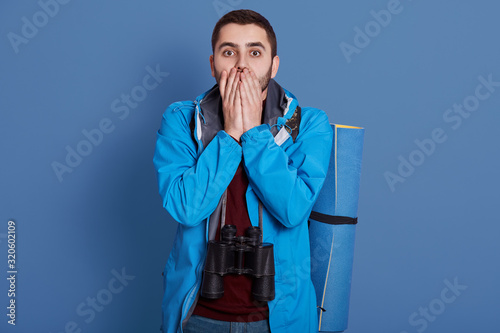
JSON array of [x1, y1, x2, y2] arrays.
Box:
[[285, 106, 301, 142]]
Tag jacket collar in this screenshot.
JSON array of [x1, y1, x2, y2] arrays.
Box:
[[194, 79, 296, 149]]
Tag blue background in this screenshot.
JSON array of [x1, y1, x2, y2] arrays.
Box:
[[1, 0, 499, 332]]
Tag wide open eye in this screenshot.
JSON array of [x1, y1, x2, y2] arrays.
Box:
[[223, 50, 235, 56], [251, 50, 261, 57]]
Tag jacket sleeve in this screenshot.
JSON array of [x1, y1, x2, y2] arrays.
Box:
[[240, 108, 333, 228], [153, 102, 242, 227]]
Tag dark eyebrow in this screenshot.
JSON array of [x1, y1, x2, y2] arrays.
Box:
[[218, 42, 266, 51], [246, 42, 266, 50], [218, 42, 238, 51]]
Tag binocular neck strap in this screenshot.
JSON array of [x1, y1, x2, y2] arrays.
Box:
[[220, 190, 228, 237]]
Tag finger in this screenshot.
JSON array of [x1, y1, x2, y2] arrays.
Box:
[[239, 75, 248, 104], [235, 81, 243, 120], [225, 67, 237, 100], [219, 70, 228, 97], [229, 72, 240, 106], [237, 82, 244, 122], [240, 72, 255, 106], [235, 81, 241, 104], [242, 69, 261, 104]]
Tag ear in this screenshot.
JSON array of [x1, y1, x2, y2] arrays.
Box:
[[271, 55, 280, 79], [210, 55, 215, 78]]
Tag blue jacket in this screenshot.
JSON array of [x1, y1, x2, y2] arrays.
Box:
[[154, 80, 333, 332]]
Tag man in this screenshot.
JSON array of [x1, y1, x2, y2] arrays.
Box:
[[154, 9, 333, 333]]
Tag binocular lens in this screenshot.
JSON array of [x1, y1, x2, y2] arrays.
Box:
[[252, 276, 275, 301], [201, 273, 224, 299], [221, 225, 237, 242]]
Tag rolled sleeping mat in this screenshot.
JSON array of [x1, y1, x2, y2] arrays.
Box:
[[309, 124, 364, 332]]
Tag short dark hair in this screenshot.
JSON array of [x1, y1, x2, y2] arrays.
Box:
[[211, 9, 277, 58]]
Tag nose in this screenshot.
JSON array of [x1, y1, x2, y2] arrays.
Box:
[[235, 54, 247, 71]]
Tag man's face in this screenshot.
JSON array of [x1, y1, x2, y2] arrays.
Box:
[[210, 23, 279, 94]]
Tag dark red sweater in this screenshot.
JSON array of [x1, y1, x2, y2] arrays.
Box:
[[193, 162, 269, 322]]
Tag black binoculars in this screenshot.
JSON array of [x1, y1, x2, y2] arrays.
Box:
[[200, 225, 275, 301]]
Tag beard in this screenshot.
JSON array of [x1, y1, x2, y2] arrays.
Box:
[[258, 65, 273, 92], [214, 64, 273, 92]]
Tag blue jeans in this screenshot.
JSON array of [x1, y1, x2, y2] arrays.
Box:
[[184, 315, 271, 333]]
